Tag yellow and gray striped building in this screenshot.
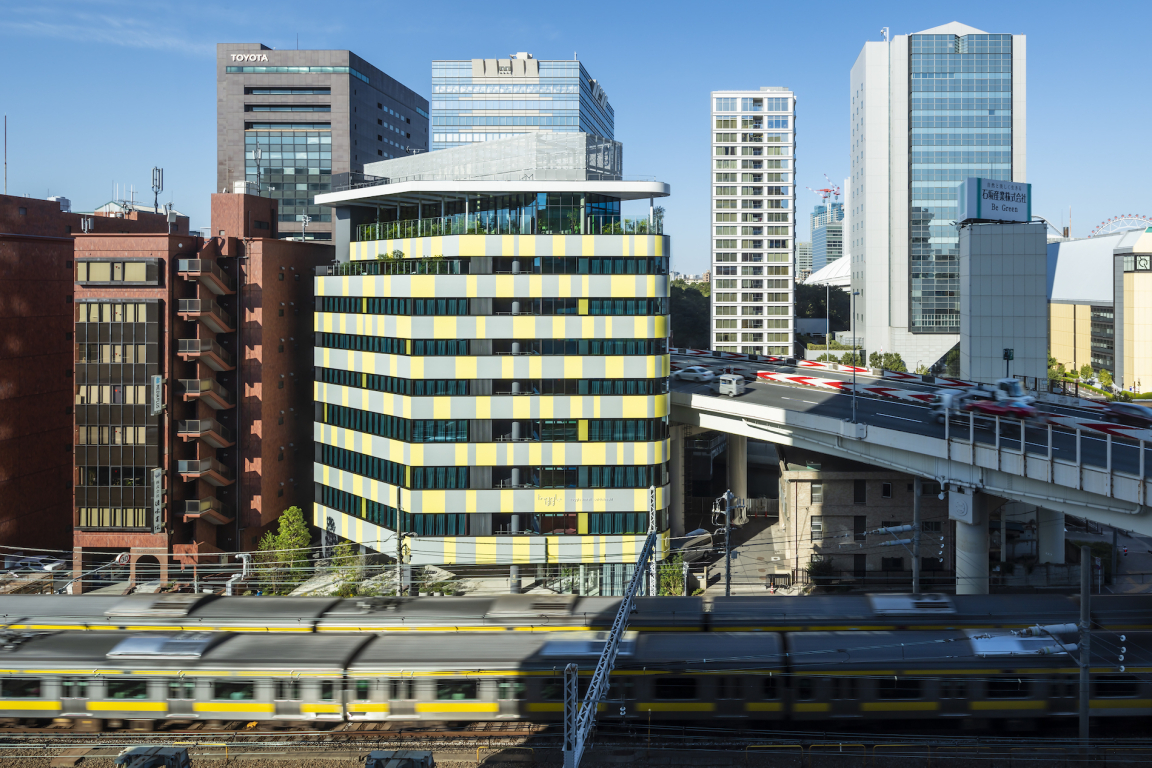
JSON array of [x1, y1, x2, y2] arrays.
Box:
[[313, 135, 671, 590]]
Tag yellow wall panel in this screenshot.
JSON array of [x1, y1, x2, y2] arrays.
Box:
[[519, 236, 535, 257]]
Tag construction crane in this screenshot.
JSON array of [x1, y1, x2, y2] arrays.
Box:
[[805, 175, 842, 204]]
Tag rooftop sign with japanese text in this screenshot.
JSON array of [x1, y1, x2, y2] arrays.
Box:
[[958, 178, 1032, 224]]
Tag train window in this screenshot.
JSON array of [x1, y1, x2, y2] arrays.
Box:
[[62, 679, 88, 698], [606, 679, 634, 701], [390, 680, 414, 700], [167, 681, 195, 699], [212, 681, 255, 701], [1055, 676, 1077, 698], [276, 681, 301, 700], [654, 677, 698, 700], [542, 679, 591, 701], [762, 677, 779, 700], [108, 680, 149, 700], [321, 681, 336, 701], [940, 680, 967, 699], [1, 679, 41, 698], [878, 678, 922, 700], [355, 681, 371, 701], [437, 681, 478, 700], [832, 678, 858, 700], [498, 681, 527, 700], [796, 679, 815, 701], [1095, 675, 1140, 698], [717, 676, 743, 699], [986, 678, 1029, 699]]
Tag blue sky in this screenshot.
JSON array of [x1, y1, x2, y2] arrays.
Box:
[[2, 1, 1149, 274]]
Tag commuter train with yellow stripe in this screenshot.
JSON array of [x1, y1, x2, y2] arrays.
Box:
[[3, 592, 1152, 635], [0, 627, 1147, 729]]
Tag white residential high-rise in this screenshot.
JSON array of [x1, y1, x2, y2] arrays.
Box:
[[848, 23, 1026, 368], [710, 88, 796, 357]]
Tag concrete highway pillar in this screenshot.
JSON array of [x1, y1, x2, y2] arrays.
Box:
[[509, 514, 521, 594], [955, 493, 989, 595], [669, 425, 685, 541], [1037, 507, 1066, 564], [727, 434, 748, 502]]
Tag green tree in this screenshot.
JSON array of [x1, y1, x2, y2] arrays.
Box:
[[1079, 363, 1094, 381], [942, 347, 961, 377], [331, 541, 362, 598], [915, 363, 930, 375], [657, 553, 685, 596], [255, 506, 312, 595], [1099, 369, 1113, 389], [840, 351, 864, 366], [881, 353, 907, 372], [669, 281, 711, 349]]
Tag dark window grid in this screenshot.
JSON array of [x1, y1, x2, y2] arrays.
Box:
[[316, 334, 668, 357], [317, 296, 669, 317], [318, 444, 666, 491], [313, 368, 668, 397]]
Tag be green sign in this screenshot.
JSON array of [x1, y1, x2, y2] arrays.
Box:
[[958, 178, 1032, 224]]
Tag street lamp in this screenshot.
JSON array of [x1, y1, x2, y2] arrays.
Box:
[[851, 290, 861, 423]]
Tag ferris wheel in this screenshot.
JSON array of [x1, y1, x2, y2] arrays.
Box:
[[1090, 215, 1152, 237]]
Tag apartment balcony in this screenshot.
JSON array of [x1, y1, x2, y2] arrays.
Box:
[[177, 458, 234, 487], [177, 419, 235, 449], [183, 498, 233, 526], [178, 299, 235, 333], [177, 338, 235, 371], [177, 259, 236, 295], [179, 378, 235, 410]]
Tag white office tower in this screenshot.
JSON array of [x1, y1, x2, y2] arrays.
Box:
[[849, 24, 1026, 368], [710, 88, 796, 356]]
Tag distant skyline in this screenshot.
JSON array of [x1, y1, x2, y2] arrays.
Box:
[[2, 1, 1149, 274]]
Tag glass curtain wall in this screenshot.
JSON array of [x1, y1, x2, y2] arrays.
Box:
[[357, 193, 631, 240], [431, 61, 614, 150], [245, 129, 333, 235], [909, 34, 1013, 333]]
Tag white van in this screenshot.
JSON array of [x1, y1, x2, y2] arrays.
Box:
[[716, 374, 746, 397]]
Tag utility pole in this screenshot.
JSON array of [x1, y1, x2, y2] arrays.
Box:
[[1080, 543, 1091, 747], [395, 489, 405, 596], [722, 490, 737, 597], [912, 477, 921, 594]]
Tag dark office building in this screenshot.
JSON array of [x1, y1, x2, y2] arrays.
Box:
[[217, 44, 429, 243]]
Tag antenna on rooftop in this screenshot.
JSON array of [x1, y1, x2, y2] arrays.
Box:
[[151, 167, 164, 214]]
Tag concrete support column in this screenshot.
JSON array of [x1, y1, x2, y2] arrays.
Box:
[[669, 425, 685, 541], [955, 494, 989, 595], [71, 547, 85, 595], [1037, 507, 1066, 564], [509, 514, 521, 594], [727, 434, 748, 501]]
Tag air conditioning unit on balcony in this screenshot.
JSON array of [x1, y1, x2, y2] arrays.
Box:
[[233, 180, 259, 196]]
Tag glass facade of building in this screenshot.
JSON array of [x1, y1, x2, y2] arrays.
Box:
[[245, 129, 333, 238], [710, 89, 796, 357], [909, 33, 1013, 333], [431, 60, 614, 150]]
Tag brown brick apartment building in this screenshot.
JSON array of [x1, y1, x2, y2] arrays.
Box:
[[0, 196, 189, 553], [71, 193, 331, 590]]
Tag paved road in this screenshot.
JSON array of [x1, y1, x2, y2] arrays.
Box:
[[670, 370, 1152, 476]]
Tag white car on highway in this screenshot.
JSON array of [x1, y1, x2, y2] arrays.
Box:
[[673, 366, 716, 382]]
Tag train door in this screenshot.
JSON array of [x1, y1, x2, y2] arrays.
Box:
[[497, 679, 525, 717], [829, 676, 858, 716], [389, 679, 416, 717], [715, 675, 746, 718], [166, 679, 195, 717], [61, 678, 90, 715], [274, 680, 302, 717]]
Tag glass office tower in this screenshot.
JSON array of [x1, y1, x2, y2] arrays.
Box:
[[849, 23, 1025, 366], [710, 88, 796, 357], [431, 54, 614, 151], [811, 201, 844, 273], [314, 135, 670, 595], [909, 33, 1014, 333]]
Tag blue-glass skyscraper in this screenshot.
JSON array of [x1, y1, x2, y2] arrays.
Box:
[[810, 201, 844, 274], [848, 23, 1025, 367], [430, 54, 614, 151]]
